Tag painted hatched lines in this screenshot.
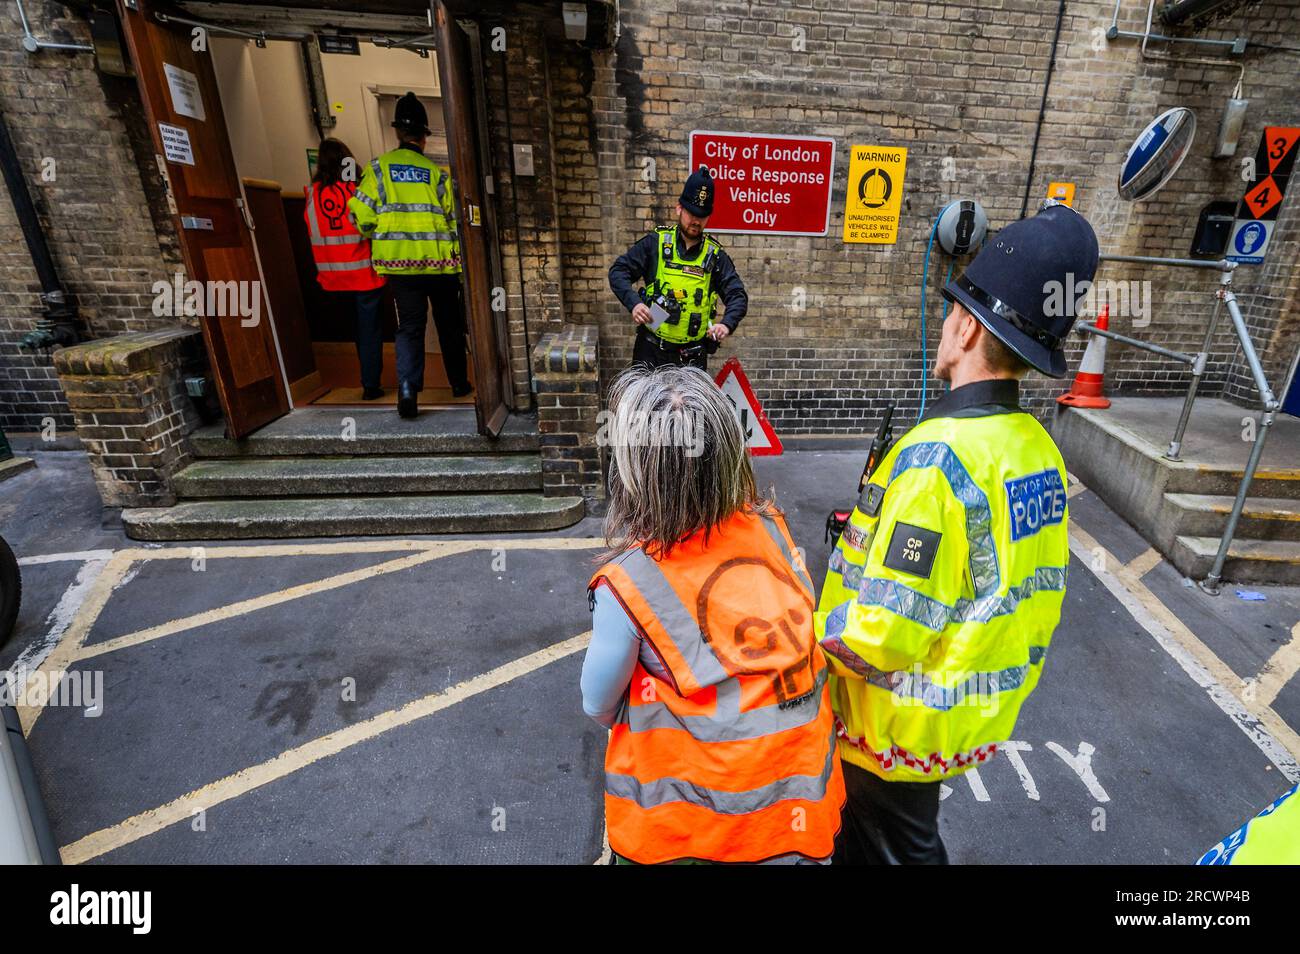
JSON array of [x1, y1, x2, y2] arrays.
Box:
[[18, 537, 604, 733], [1068, 520, 1300, 783], [59, 632, 593, 865]]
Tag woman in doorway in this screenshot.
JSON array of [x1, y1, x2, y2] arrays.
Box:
[[582, 365, 845, 864], [305, 138, 386, 400]]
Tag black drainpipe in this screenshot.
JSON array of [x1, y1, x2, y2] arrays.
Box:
[[1020, 0, 1068, 219], [0, 110, 80, 353]]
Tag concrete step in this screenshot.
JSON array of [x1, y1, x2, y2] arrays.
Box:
[[1171, 535, 1300, 586], [190, 407, 538, 458], [122, 493, 585, 541], [173, 455, 541, 498], [1163, 493, 1300, 542]]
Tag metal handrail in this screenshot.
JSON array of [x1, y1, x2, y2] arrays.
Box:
[[1083, 253, 1285, 593]]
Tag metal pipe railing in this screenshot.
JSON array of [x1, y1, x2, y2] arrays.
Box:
[[1084, 253, 1285, 593]]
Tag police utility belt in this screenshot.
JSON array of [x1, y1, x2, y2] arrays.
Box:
[[639, 324, 719, 359]]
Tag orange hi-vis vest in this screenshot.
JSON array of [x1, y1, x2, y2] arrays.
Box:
[[304, 181, 385, 292], [588, 508, 845, 864]]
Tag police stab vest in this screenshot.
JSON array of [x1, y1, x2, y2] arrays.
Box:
[[814, 407, 1071, 782], [347, 148, 461, 276], [589, 508, 846, 864], [648, 227, 721, 344]]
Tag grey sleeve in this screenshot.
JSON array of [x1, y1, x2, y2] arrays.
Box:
[[580, 586, 642, 729]]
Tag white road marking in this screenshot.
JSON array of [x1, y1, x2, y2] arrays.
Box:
[[1069, 521, 1300, 785], [4, 557, 110, 703], [17, 549, 116, 566], [1045, 741, 1111, 804]]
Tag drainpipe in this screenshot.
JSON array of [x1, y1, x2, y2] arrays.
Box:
[[0, 110, 80, 353]]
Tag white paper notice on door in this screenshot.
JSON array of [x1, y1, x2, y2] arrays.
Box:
[[163, 63, 206, 121], [159, 122, 195, 166]]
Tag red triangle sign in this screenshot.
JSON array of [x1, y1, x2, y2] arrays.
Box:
[[714, 357, 782, 456]]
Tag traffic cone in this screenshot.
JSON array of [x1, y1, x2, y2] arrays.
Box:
[[1057, 305, 1111, 409]]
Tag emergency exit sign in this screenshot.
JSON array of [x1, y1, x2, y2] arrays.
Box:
[[689, 130, 835, 235]]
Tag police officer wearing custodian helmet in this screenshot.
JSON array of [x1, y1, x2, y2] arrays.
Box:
[[608, 168, 748, 370], [349, 93, 471, 419], [814, 204, 1100, 864]]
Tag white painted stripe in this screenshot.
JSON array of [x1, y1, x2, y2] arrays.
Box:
[[17, 550, 115, 566], [1068, 523, 1300, 784], [5, 558, 110, 703]]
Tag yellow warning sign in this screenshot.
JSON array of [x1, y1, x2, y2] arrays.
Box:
[[1046, 181, 1076, 207], [843, 145, 907, 244]]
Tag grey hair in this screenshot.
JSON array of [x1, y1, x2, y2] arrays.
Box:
[[601, 364, 773, 560]]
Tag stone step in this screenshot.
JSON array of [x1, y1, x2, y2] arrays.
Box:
[[1171, 535, 1300, 586], [1163, 493, 1300, 542], [190, 407, 538, 458], [173, 455, 541, 498], [122, 493, 585, 541]]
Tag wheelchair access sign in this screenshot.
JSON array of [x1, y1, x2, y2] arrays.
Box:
[[715, 358, 782, 456], [1227, 126, 1299, 265]]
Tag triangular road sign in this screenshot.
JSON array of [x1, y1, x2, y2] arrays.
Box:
[[714, 357, 782, 456]]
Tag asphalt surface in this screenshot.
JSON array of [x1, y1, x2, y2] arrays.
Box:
[[2, 445, 1298, 864]]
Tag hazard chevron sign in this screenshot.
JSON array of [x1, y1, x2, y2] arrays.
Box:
[[1228, 126, 1300, 265], [714, 357, 783, 456]]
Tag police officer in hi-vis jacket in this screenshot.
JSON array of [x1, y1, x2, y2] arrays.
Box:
[[815, 204, 1100, 864], [608, 168, 748, 371], [349, 93, 470, 418]]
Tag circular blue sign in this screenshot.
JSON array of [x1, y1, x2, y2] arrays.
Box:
[[1234, 221, 1266, 255]]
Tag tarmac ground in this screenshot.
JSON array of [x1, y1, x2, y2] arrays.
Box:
[[1, 443, 1298, 864]]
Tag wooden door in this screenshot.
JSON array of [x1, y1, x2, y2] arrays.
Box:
[[117, 0, 289, 438], [433, 2, 509, 437]]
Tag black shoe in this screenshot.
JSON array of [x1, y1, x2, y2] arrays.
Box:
[[398, 381, 418, 418], [362, 387, 385, 401], [451, 383, 473, 398]]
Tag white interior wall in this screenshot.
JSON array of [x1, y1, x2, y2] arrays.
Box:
[[210, 38, 446, 195]]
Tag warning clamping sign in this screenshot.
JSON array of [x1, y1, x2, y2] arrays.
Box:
[[843, 145, 908, 244]]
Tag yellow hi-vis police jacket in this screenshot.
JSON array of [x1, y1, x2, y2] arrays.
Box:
[[814, 378, 1069, 782], [348, 145, 461, 275]]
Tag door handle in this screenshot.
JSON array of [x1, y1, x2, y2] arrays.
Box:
[[235, 196, 256, 231]]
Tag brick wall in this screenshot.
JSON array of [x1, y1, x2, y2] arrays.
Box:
[[0, 1, 182, 433], [547, 0, 1300, 430]]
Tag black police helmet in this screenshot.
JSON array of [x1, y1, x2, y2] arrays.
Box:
[[941, 203, 1099, 378], [392, 92, 432, 136], [679, 167, 715, 217]]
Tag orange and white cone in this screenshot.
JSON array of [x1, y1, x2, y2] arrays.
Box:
[[1057, 305, 1111, 409]]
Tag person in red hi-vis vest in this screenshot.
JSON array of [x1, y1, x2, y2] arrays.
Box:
[[305, 139, 387, 400]]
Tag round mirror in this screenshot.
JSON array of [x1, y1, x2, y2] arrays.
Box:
[[1118, 107, 1197, 201]]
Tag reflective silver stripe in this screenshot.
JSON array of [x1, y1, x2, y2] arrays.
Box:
[[605, 730, 836, 814], [372, 231, 456, 242], [758, 513, 814, 596], [316, 234, 365, 246], [315, 259, 373, 272], [379, 202, 439, 214], [617, 548, 729, 690], [624, 667, 828, 742], [370, 159, 387, 206], [305, 186, 324, 242], [352, 191, 378, 212]]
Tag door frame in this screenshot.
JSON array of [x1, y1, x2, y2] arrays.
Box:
[[116, 0, 518, 434]]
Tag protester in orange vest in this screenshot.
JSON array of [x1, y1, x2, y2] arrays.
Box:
[[583, 365, 845, 864], [305, 138, 386, 400]]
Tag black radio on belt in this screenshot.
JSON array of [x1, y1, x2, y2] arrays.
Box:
[[643, 289, 683, 326]]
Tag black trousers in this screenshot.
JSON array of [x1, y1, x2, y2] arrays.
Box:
[[631, 326, 709, 371], [387, 273, 469, 391], [833, 759, 949, 865]]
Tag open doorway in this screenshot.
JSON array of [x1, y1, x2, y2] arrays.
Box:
[[209, 37, 474, 409]]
